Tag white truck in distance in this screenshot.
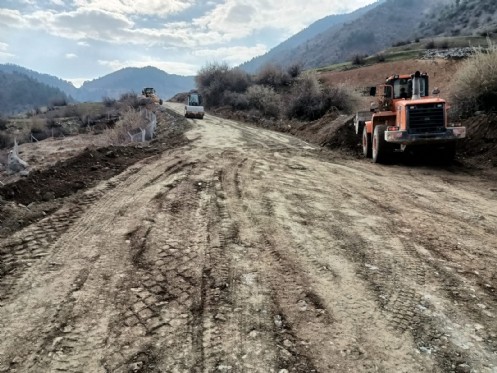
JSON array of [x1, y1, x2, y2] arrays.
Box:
[[185, 92, 204, 119]]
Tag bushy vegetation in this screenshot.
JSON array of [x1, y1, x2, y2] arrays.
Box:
[[449, 43, 497, 116], [287, 73, 358, 120], [196, 62, 359, 122], [246, 85, 281, 118], [195, 63, 250, 108], [351, 54, 367, 65]]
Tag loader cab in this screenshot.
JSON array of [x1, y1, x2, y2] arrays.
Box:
[[385, 73, 430, 100], [187, 93, 202, 106]]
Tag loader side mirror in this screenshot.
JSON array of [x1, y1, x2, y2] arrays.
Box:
[[369, 87, 376, 96], [432, 87, 440, 95]]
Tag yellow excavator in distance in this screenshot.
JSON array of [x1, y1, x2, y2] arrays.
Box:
[[141, 87, 163, 105]]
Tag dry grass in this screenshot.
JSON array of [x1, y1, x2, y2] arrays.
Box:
[[106, 107, 148, 145], [449, 42, 497, 116]]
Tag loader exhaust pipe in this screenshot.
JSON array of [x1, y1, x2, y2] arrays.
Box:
[[411, 71, 421, 100]]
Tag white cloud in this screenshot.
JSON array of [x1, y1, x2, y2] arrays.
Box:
[[1, 0, 379, 79], [98, 58, 198, 76], [0, 42, 14, 60], [192, 44, 268, 65], [0, 8, 27, 27], [25, 8, 134, 40], [193, 0, 377, 41], [73, 0, 194, 17]]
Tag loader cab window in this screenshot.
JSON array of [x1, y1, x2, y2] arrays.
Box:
[[188, 93, 201, 106], [390, 78, 410, 99]]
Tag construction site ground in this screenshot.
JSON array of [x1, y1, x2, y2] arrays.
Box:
[[0, 101, 496, 373]]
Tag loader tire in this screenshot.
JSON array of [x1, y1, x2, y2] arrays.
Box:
[[362, 125, 372, 158], [440, 142, 456, 164], [372, 125, 390, 163]]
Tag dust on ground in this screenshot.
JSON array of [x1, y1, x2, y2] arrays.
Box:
[[1, 102, 496, 372]]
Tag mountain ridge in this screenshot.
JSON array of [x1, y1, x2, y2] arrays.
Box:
[[240, 0, 386, 73], [0, 64, 195, 105]]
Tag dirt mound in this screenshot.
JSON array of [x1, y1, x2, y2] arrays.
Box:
[[211, 108, 359, 155], [459, 113, 497, 167], [0, 109, 190, 236]]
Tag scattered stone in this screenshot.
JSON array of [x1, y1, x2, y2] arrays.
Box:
[[129, 361, 144, 372], [214, 313, 226, 322], [422, 47, 478, 60], [274, 315, 283, 328], [283, 339, 293, 348], [19, 170, 30, 177], [418, 346, 432, 354], [455, 363, 471, 373], [279, 370, 289, 373], [42, 192, 55, 201]]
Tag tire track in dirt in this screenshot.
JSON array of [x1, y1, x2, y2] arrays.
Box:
[[217, 150, 412, 371], [240, 161, 426, 371], [0, 153, 195, 372], [99, 159, 213, 372], [293, 157, 497, 372]]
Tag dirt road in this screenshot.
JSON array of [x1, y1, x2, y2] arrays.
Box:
[[1, 103, 496, 372]]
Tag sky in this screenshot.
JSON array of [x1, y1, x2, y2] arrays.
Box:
[[0, 0, 376, 87]]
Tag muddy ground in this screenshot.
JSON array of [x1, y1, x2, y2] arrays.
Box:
[[0, 103, 496, 372]]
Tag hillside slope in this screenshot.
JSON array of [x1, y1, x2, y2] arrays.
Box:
[[419, 0, 497, 37], [0, 64, 78, 99], [77, 66, 195, 102], [0, 64, 196, 104], [240, 0, 488, 70], [239, 0, 385, 73], [0, 72, 70, 115], [286, 0, 448, 69]]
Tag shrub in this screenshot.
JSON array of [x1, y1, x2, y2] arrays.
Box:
[[49, 97, 68, 107], [245, 85, 281, 118], [286, 72, 359, 121], [119, 92, 140, 109], [30, 118, 47, 134], [196, 63, 251, 108], [0, 116, 8, 131], [106, 108, 148, 144], [255, 64, 291, 89], [0, 132, 13, 149], [351, 54, 367, 65], [286, 72, 328, 120], [103, 96, 117, 107], [392, 40, 410, 47], [287, 63, 303, 78], [425, 40, 436, 49], [222, 91, 250, 110], [449, 43, 497, 116], [375, 53, 386, 62]]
